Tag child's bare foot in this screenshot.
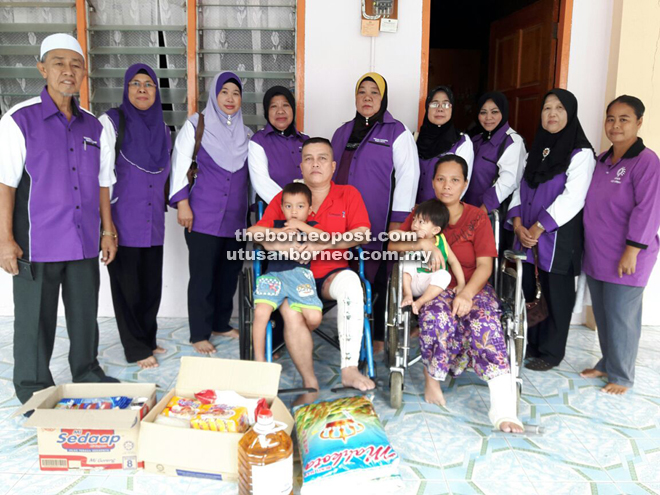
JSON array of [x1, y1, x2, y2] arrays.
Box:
[[580, 368, 607, 379], [137, 356, 159, 369], [372, 340, 384, 355], [601, 383, 629, 395], [410, 326, 420, 338], [499, 421, 524, 433], [192, 340, 216, 355], [424, 369, 446, 406], [153, 346, 167, 354], [212, 328, 239, 338]]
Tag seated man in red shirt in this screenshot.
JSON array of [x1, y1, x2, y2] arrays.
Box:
[[251, 137, 374, 396]]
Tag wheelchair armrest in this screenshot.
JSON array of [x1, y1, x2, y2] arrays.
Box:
[[504, 249, 527, 262]]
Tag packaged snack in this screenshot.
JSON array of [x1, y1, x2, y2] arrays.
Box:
[[194, 390, 267, 425], [160, 396, 202, 419], [191, 404, 250, 433], [54, 396, 132, 410], [294, 396, 399, 493]]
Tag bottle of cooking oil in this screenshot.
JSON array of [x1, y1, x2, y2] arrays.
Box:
[[238, 406, 293, 495]]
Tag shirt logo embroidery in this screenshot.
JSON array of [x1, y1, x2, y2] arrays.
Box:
[[611, 166, 626, 184]]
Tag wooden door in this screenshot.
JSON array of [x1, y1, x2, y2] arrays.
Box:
[[488, 0, 560, 146]]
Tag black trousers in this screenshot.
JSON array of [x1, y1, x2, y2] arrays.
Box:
[[185, 230, 245, 343], [107, 246, 163, 362], [13, 258, 107, 404], [522, 262, 576, 366]]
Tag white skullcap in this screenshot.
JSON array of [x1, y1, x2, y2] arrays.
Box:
[[40, 33, 85, 61]]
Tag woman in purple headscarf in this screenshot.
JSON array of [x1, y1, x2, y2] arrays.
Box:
[[99, 63, 172, 369], [169, 72, 252, 355]]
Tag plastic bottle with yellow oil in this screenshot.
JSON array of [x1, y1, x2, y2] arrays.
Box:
[[238, 406, 293, 495]]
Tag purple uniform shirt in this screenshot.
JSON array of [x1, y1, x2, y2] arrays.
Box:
[[248, 123, 306, 203], [0, 87, 114, 262], [417, 133, 472, 204], [507, 148, 595, 274], [171, 142, 249, 238], [331, 111, 418, 251], [583, 141, 660, 287], [104, 109, 172, 248], [465, 123, 514, 210]]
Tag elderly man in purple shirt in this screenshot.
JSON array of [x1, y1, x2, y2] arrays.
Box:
[[0, 34, 119, 404]]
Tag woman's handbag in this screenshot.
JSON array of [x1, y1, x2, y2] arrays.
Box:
[[187, 113, 205, 187], [526, 246, 549, 327]]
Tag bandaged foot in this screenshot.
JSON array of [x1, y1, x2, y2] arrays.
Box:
[[580, 368, 607, 379], [601, 383, 629, 395], [424, 368, 446, 406], [488, 374, 523, 432], [341, 366, 375, 391]]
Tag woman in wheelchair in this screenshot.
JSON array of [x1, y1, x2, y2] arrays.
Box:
[[250, 137, 376, 396], [389, 154, 523, 433]]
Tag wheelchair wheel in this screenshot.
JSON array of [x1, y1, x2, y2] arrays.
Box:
[[390, 371, 403, 409], [238, 268, 254, 361], [385, 270, 399, 368]]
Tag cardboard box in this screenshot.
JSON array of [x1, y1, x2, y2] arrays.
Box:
[[15, 383, 157, 471], [138, 356, 294, 481]]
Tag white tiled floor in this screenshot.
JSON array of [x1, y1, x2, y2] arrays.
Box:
[[0, 316, 659, 494]]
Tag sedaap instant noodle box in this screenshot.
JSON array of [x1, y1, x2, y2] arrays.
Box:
[[14, 383, 157, 471], [138, 356, 294, 481]]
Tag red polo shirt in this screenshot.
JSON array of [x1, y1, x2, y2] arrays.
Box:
[[256, 182, 371, 278]]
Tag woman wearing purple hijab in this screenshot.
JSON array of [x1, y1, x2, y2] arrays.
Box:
[[170, 72, 252, 355], [99, 63, 172, 369]]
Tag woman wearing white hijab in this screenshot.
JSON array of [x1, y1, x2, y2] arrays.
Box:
[[170, 71, 252, 355]]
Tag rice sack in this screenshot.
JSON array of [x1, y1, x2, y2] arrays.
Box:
[[294, 396, 399, 492]]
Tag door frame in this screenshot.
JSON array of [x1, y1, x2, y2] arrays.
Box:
[[418, 0, 573, 130]]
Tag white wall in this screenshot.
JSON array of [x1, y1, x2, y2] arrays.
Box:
[[566, 0, 614, 151], [565, 0, 614, 324], [303, 0, 424, 138]]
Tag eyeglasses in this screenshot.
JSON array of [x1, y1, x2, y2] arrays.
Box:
[[429, 101, 452, 109], [128, 81, 156, 90]]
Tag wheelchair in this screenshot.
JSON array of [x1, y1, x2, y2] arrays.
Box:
[[384, 209, 527, 410], [237, 202, 376, 381]]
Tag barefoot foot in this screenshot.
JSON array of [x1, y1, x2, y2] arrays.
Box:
[[372, 340, 384, 355], [136, 356, 159, 369], [601, 382, 629, 395], [153, 345, 167, 354], [212, 328, 239, 339], [192, 340, 217, 355], [580, 368, 607, 379], [499, 421, 524, 433], [341, 366, 375, 391], [424, 369, 446, 406]]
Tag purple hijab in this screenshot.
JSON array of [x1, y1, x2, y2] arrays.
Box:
[[119, 63, 168, 173], [190, 71, 250, 172]]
